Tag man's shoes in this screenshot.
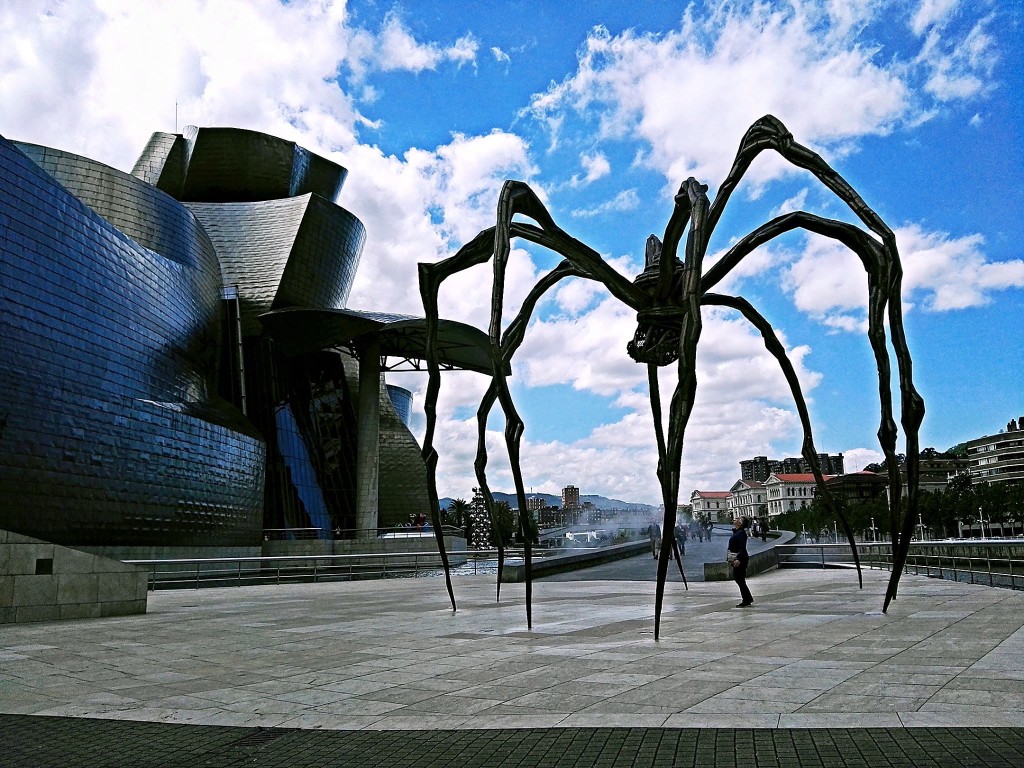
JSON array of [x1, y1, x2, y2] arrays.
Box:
[[735, 601, 753, 608]]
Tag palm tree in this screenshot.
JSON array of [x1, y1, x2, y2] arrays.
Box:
[[447, 498, 470, 530]]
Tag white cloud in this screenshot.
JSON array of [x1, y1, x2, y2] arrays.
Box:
[[899, 225, 1024, 310], [447, 34, 480, 69], [525, 1, 997, 196], [916, 15, 997, 102], [771, 188, 810, 217], [343, 129, 539, 326], [842, 447, 885, 473], [572, 188, 640, 217], [491, 46, 511, 64], [578, 150, 611, 184], [911, 0, 962, 36], [375, 11, 478, 73], [526, 6, 911, 192], [778, 224, 1024, 329]]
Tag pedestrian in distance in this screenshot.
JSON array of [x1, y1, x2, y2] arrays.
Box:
[[728, 515, 754, 608]]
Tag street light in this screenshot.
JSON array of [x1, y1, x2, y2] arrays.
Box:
[[870, 517, 877, 542], [918, 512, 925, 542]]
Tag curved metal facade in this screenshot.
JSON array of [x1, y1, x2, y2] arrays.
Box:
[[1, 125, 432, 549], [0, 136, 265, 547]]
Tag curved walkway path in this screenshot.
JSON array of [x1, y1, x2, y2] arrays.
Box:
[[3, 568, 1023, 766]]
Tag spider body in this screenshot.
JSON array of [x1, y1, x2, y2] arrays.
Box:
[[420, 115, 924, 639]]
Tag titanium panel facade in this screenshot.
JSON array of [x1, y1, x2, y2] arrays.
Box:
[[1, 124, 433, 549], [0, 136, 265, 547]]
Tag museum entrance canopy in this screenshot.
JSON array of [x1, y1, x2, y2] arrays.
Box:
[[259, 307, 499, 374]]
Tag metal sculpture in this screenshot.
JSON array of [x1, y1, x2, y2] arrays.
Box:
[[420, 115, 924, 639]]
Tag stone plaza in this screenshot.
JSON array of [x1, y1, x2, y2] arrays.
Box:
[[3, 567, 1024, 766]]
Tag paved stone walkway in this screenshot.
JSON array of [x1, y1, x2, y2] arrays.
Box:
[[3, 715, 1024, 767], [2, 568, 1023, 765]]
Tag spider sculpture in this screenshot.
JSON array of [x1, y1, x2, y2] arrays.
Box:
[[420, 115, 924, 639]]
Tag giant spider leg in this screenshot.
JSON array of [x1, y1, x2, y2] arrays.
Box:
[[464, 265, 584, 611], [647, 364, 688, 589], [421, 181, 646, 623], [699, 116, 924, 611], [652, 179, 710, 640], [703, 212, 894, 586], [419, 117, 923, 633], [703, 292, 864, 587], [420, 229, 499, 612]]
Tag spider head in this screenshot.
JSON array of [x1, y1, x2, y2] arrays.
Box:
[[627, 235, 686, 366]]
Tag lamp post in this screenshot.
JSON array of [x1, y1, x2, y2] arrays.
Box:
[[870, 517, 877, 542], [833, 520, 838, 543], [979, 506, 987, 539], [918, 512, 925, 542]]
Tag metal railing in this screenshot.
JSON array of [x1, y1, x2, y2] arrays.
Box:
[[262, 525, 464, 541], [776, 542, 1024, 591], [126, 549, 552, 591]]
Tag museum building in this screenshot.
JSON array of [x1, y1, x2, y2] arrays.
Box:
[[0, 126, 485, 557]]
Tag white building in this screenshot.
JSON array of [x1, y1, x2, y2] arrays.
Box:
[[690, 490, 731, 522], [764, 473, 834, 518], [728, 479, 766, 521], [966, 418, 1024, 485]]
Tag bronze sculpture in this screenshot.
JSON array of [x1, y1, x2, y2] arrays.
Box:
[[419, 115, 924, 639]]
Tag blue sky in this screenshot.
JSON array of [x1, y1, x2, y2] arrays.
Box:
[[3, 0, 1021, 504]]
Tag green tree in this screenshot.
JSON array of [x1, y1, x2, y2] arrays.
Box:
[[446, 498, 470, 528], [492, 501, 516, 547]]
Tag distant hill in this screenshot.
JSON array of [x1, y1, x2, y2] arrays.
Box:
[[439, 492, 657, 513]]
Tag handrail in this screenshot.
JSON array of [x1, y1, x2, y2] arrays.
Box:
[[775, 542, 1024, 591], [262, 525, 465, 541], [125, 549, 554, 591]]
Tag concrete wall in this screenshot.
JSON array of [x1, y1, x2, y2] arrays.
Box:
[[501, 541, 650, 582], [704, 530, 796, 581], [1, 530, 148, 624]]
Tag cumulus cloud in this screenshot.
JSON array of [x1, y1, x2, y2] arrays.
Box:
[[917, 16, 997, 101], [525, 1, 996, 195], [779, 225, 1024, 328], [371, 12, 478, 73], [899, 225, 1024, 310]]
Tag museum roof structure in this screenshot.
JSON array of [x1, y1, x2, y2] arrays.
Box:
[[259, 307, 496, 375]]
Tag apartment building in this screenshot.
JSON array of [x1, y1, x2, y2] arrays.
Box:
[[965, 418, 1024, 485]]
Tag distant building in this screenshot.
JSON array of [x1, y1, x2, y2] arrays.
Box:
[[690, 490, 731, 522], [764, 473, 835, 518], [904, 449, 970, 494], [825, 472, 888, 505], [740, 454, 844, 482], [561, 484, 580, 510], [728, 479, 767, 521], [526, 496, 545, 512], [965, 418, 1024, 486]]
